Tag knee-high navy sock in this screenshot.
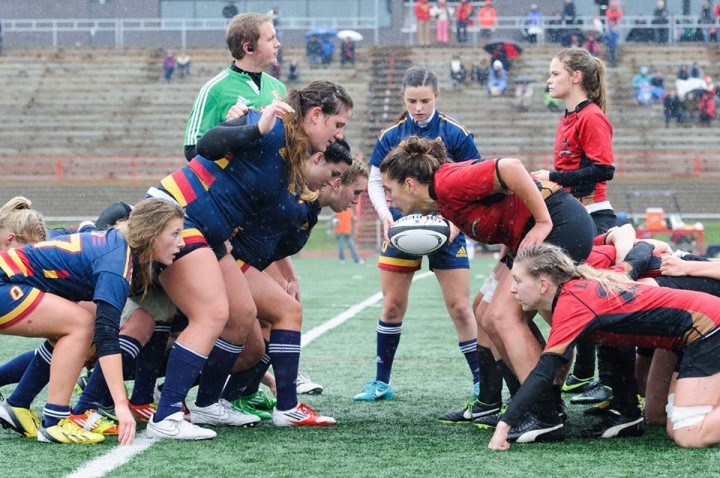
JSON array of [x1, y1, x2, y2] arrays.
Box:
[[476, 346, 502, 405], [375, 320, 402, 385], [242, 353, 272, 397], [42, 403, 70, 428], [459, 338, 480, 386], [73, 336, 141, 414], [130, 325, 170, 405], [221, 349, 271, 402], [269, 330, 301, 411], [8, 341, 54, 408], [0, 350, 35, 387], [195, 339, 243, 407], [153, 342, 206, 422]]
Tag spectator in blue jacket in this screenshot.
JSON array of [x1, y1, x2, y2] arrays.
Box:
[[487, 60, 507, 96]]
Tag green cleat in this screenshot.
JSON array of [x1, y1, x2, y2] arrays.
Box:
[[239, 390, 277, 410], [230, 398, 272, 421]]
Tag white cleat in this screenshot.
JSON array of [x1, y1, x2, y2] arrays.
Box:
[[187, 400, 260, 427], [146, 411, 217, 440], [296, 372, 324, 395]]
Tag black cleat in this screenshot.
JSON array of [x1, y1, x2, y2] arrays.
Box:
[[438, 400, 501, 424], [507, 413, 565, 443], [580, 409, 645, 439], [570, 384, 613, 405]]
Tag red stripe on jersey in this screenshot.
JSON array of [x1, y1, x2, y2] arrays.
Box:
[[167, 170, 197, 206], [188, 158, 216, 190]]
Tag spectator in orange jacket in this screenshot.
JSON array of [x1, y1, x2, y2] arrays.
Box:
[[414, 0, 432, 46], [605, 1, 624, 26], [456, 0, 472, 43], [478, 0, 497, 40], [333, 209, 363, 264]]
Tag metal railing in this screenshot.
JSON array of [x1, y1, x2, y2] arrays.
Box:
[[400, 13, 720, 46], [2, 15, 381, 49]]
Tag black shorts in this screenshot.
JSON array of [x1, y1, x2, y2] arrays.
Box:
[[677, 328, 720, 379], [655, 276, 720, 298], [543, 189, 595, 264]]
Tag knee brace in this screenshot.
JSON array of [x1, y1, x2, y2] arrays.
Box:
[[670, 403, 713, 430]]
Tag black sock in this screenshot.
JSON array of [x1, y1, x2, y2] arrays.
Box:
[[476, 346, 502, 405], [497, 360, 521, 397]]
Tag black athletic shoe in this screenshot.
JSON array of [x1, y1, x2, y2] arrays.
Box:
[[562, 374, 597, 393], [438, 400, 501, 424], [507, 413, 565, 443], [580, 409, 645, 439], [570, 384, 613, 405]]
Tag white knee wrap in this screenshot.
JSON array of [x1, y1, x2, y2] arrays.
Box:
[[670, 404, 713, 430], [480, 271, 499, 304], [665, 393, 675, 417]]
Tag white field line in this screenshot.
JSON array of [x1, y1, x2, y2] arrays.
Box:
[[64, 271, 434, 478]]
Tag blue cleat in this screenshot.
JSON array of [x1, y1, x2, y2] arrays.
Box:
[[353, 380, 394, 401]]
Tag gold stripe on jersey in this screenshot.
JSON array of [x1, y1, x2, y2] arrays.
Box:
[[438, 113, 471, 136], [0, 288, 42, 328], [377, 117, 409, 141]]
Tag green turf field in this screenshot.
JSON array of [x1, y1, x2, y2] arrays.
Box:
[[1, 257, 717, 477]]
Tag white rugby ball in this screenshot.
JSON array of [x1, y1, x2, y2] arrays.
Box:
[[388, 214, 450, 255]]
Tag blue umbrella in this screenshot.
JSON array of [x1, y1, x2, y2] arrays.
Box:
[[305, 27, 338, 40]]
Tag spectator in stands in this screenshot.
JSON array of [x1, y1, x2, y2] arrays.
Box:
[[176, 52, 191, 79], [222, 0, 238, 20], [478, 0, 497, 40], [652, 0, 670, 44], [525, 4, 544, 44], [650, 68, 665, 100], [414, 0, 432, 46], [691, 62, 703, 79], [269, 5, 281, 41], [450, 56, 467, 87], [632, 66, 654, 106], [287, 59, 300, 84], [321, 37, 335, 65], [605, 1, 624, 27], [306, 35, 323, 66], [456, 0, 472, 43], [333, 208, 363, 264], [596, 0, 610, 15], [487, 59, 507, 96], [699, 89, 716, 125], [699, 1, 714, 43], [162, 49, 176, 84], [562, 0, 577, 25], [583, 31, 601, 56], [431, 0, 454, 45], [473, 58, 490, 86], [490, 43, 511, 71], [340, 37, 356, 66], [677, 64, 690, 80], [663, 87, 684, 127], [512, 79, 534, 112], [604, 23, 620, 67]]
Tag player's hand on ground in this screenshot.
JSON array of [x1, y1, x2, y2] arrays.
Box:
[[488, 422, 511, 451], [257, 100, 294, 135], [226, 102, 249, 121], [115, 404, 137, 445], [531, 169, 550, 181]]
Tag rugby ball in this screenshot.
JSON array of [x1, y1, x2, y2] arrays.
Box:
[[388, 214, 450, 255]]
